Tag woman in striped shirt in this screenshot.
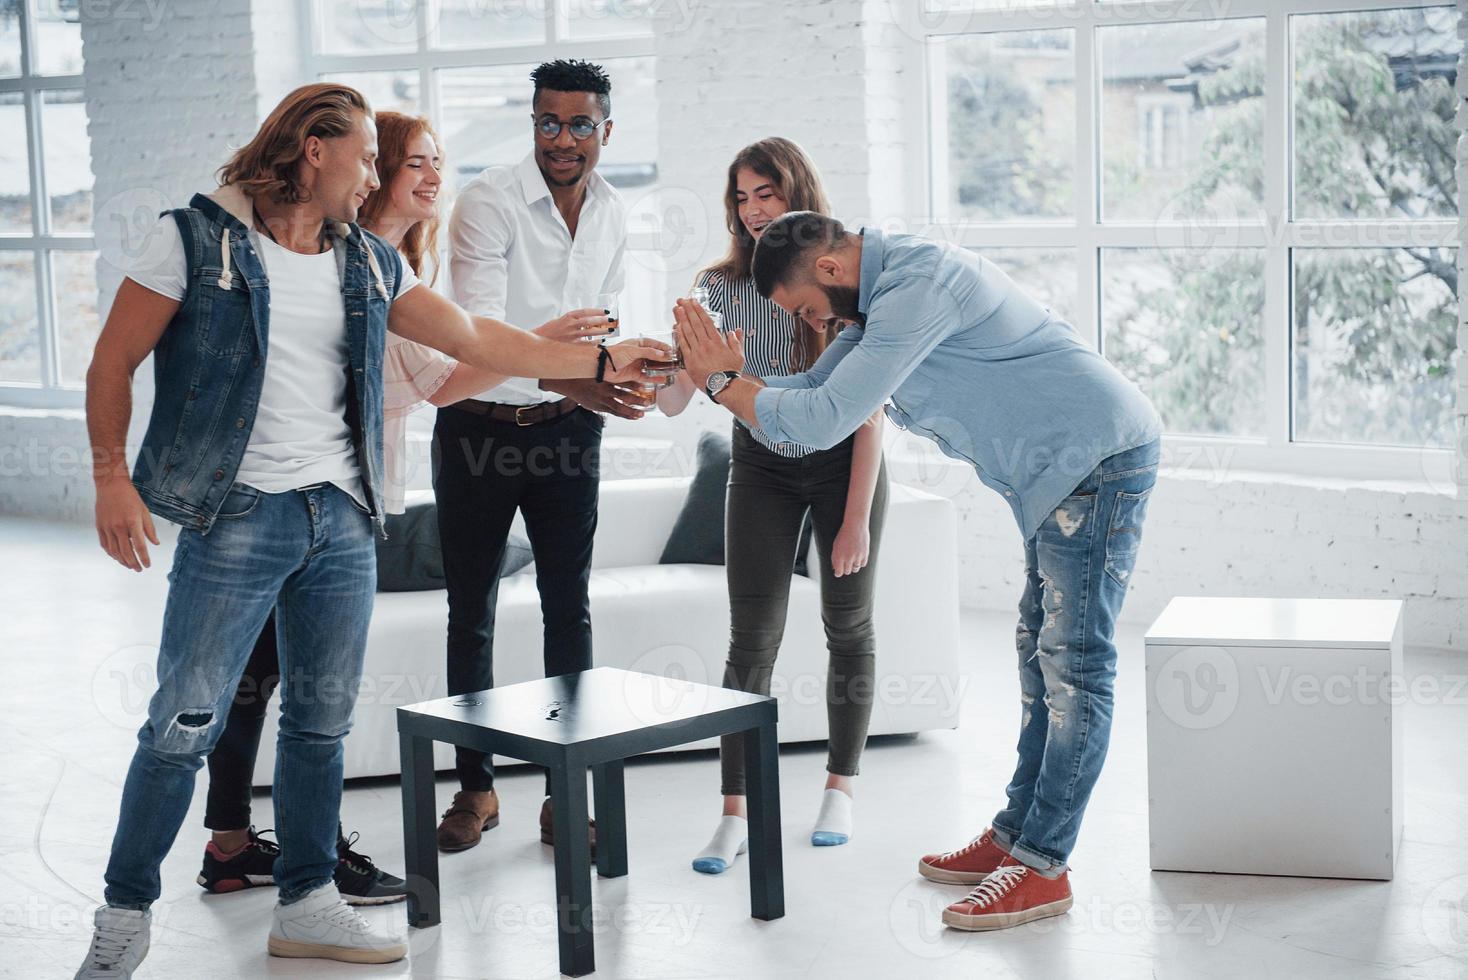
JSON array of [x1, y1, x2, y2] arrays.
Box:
[[659, 138, 889, 874]]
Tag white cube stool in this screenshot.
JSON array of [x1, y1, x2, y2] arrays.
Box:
[[1144, 596, 1404, 880]]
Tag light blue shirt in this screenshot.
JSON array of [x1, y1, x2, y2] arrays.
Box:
[[753, 229, 1162, 538]]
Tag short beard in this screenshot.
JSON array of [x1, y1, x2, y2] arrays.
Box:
[[538, 158, 585, 188], [820, 284, 865, 326]]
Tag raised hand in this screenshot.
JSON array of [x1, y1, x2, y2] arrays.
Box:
[[535, 307, 617, 342], [673, 298, 743, 389]]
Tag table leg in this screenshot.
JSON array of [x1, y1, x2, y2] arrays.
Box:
[[744, 721, 785, 921], [548, 762, 595, 976], [398, 731, 440, 928], [592, 760, 628, 878]]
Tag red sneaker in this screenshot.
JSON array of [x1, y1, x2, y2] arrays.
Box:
[[917, 827, 1011, 885], [942, 858, 1073, 931]]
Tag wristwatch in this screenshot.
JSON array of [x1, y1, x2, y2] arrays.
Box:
[[705, 370, 741, 403]]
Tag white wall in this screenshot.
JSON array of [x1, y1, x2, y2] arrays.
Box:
[[2, 0, 1465, 651]]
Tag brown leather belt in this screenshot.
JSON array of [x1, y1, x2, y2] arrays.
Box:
[[447, 397, 579, 426]]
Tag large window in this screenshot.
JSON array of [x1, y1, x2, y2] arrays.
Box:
[[917, 0, 1459, 477], [0, 0, 97, 408], [305, 0, 664, 331]]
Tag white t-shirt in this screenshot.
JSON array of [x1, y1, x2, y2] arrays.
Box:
[[127, 215, 419, 509]]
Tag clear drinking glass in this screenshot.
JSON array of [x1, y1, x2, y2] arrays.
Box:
[[640, 325, 681, 380]]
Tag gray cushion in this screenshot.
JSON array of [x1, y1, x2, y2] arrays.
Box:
[[659, 430, 813, 577], [376, 500, 532, 592]]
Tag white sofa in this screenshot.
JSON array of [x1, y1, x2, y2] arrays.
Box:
[[251, 474, 962, 783]]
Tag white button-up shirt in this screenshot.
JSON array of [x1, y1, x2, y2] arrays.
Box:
[[447, 152, 628, 405]]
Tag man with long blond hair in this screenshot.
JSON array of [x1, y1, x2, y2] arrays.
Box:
[[76, 82, 665, 978]]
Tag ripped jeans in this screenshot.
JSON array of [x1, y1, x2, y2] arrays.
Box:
[[103, 482, 375, 908], [990, 439, 1159, 876]]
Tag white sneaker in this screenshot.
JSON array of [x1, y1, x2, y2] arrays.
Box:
[[267, 883, 407, 964], [74, 905, 150, 979]]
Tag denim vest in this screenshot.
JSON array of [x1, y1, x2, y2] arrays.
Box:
[[131, 191, 396, 535]]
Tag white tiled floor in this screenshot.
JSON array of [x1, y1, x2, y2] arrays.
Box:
[[4, 515, 1467, 979]]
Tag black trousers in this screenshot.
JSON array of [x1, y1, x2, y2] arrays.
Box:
[[433, 402, 603, 794], [720, 424, 888, 796], [203, 614, 281, 830]]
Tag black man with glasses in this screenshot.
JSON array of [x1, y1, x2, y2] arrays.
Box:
[[436, 59, 633, 854]]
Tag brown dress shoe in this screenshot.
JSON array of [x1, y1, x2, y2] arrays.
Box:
[[539, 797, 596, 853], [437, 789, 500, 852]]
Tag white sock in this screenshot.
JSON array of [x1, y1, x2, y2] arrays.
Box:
[[811, 787, 853, 845], [691, 815, 748, 875]]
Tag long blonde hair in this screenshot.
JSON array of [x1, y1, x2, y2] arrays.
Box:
[[357, 111, 443, 285], [216, 82, 372, 205], [707, 138, 838, 371]]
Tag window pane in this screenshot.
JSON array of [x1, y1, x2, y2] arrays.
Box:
[[1102, 247, 1266, 438], [52, 249, 97, 385], [933, 29, 1074, 220], [434, 0, 545, 48], [321, 70, 420, 115], [42, 89, 91, 233], [1, 2, 21, 77], [0, 251, 40, 383], [970, 247, 1077, 328], [925, 0, 1066, 11], [1099, 18, 1264, 222], [317, 0, 420, 53], [0, 92, 31, 232], [438, 57, 657, 197], [1292, 7, 1460, 220], [1293, 247, 1458, 448], [562, 0, 655, 39], [34, 0, 83, 75]]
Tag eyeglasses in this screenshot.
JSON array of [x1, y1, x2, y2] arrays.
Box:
[[532, 113, 609, 141]]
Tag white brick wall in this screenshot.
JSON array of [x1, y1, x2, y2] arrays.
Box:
[[0, 0, 301, 521], [887, 452, 1468, 651]]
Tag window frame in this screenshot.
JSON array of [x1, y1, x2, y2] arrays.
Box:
[[897, 0, 1459, 483], [300, 0, 659, 256], [0, 0, 94, 410]]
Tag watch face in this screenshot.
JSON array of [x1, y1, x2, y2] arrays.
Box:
[[708, 372, 731, 396]]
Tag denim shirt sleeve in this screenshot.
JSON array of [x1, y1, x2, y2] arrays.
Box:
[[753, 276, 959, 449], [758, 324, 864, 392]]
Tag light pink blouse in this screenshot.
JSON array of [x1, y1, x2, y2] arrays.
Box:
[[382, 328, 455, 514]]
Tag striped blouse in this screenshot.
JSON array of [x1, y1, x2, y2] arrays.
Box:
[[693, 267, 814, 459]]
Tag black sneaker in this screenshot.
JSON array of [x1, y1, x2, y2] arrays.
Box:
[[335, 831, 408, 906], [196, 826, 280, 894]]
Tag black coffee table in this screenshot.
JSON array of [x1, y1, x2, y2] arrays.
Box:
[[397, 666, 784, 976]]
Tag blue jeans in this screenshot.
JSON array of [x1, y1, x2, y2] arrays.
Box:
[[103, 482, 375, 908], [990, 439, 1160, 876]]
